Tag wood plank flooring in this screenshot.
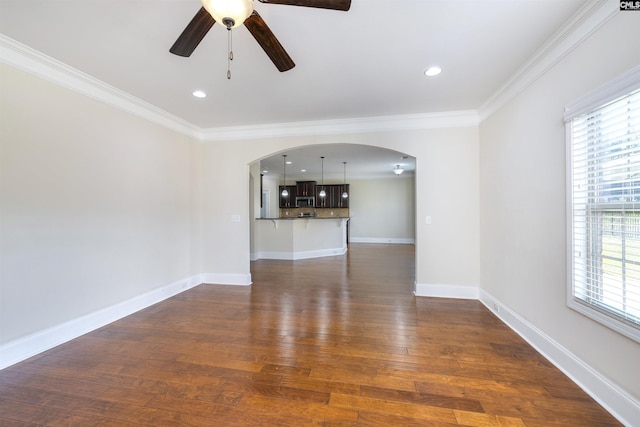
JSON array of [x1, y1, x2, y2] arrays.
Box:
[[0, 244, 621, 426]]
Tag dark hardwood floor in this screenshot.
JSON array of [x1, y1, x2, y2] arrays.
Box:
[[0, 244, 621, 426]]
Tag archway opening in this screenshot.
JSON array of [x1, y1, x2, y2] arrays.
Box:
[[248, 143, 417, 293]]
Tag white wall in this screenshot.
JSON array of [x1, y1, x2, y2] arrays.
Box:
[[0, 64, 199, 346], [349, 176, 415, 243], [479, 10, 640, 404]]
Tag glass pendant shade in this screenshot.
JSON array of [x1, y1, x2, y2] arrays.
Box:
[[201, 0, 253, 27], [319, 189, 326, 197], [281, 188, 288, 197]]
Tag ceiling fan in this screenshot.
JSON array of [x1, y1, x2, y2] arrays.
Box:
[[170, 0, 351, 73]]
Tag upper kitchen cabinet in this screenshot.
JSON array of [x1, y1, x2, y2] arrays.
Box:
[[326, 184, 349, 208], [334, 184, 349, 208], [279, 185, 297, 208], [315, 184, 349, 208], [296, 181, 316, 197], [315, 185, 328, 208]]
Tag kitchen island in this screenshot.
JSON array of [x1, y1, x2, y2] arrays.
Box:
[[252, 217, 349, 260]]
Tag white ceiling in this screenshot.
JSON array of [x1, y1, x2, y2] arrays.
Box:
[[0, 0, 589, 178]]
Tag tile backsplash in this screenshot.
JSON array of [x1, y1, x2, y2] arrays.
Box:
[[279, 208, 349, 218]]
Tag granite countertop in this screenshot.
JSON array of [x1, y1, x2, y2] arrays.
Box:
[[257, 216, 350, 220]]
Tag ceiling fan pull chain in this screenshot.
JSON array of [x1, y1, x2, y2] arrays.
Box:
[[227, 26, 233, 79]]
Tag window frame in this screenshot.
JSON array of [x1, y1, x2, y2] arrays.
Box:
[[565, 65, 640, 343]]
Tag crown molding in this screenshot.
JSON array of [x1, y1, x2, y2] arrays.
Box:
[[478, 0, 618, 122], [199, 110, 479, 142], [0, 34, 201, 139]]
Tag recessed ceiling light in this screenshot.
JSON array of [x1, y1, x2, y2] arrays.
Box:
[[424, 66, 442, 77], [286, 161, 292, 165], [192, 90, 207, 98], [262, 170, 268, 174], [301, 169, 306, 172]]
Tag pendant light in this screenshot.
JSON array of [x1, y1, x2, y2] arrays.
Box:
[[281, 154, 288, 197], [319, 156, 326, 198], [342, 161, 349, 198]]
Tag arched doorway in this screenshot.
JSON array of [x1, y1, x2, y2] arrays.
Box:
[[248, 143, 417, 292]]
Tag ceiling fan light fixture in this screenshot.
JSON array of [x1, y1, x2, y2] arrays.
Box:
[[393, 165, 404, 175], [201, 0, 254, 28]]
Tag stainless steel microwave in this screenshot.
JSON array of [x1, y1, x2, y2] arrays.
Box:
[[296, 196, 315, 207]]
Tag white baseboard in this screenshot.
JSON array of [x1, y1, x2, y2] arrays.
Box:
[[414, 283, 479, 299], [0, 274, 202, 370], [349, 237, 416, 245], [350, 237, 415, 244], [201, 273, 252, 286], [478, 290, 640, 427], [252, 247, 347, 261]]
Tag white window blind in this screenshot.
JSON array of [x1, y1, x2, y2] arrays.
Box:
[[568, 86, 640, 342]]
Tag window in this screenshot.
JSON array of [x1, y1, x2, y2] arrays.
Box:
[[566, 68, 640, 342]]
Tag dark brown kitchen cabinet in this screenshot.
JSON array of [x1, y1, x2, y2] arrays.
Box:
[[315, 185, 328, 208], [296, 181, 316, 197], [327, 184, 349, 208], [315, 184, 349, 208], [334, 184, 349, 208], [326, 185, 338, 208], [279, 185, 297, 208]]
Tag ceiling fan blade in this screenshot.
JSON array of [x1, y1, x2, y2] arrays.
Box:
[[244, 11, 295, 72], [170, 7, 216, 57], [257, 0, 350, 11]]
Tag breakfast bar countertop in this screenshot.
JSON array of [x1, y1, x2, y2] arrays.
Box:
[[256, 216, 350, 220]]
